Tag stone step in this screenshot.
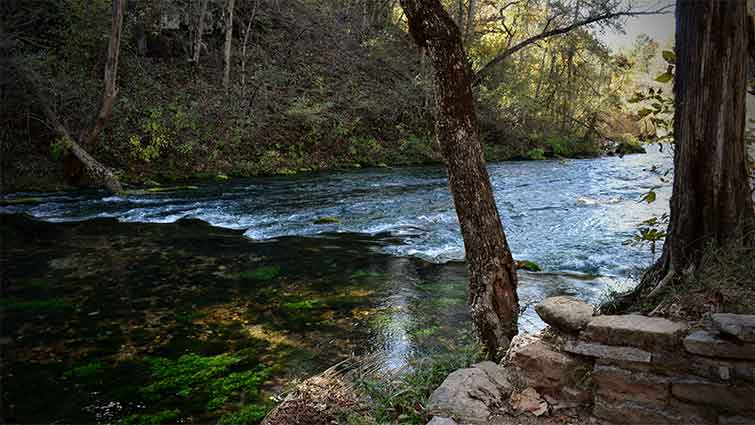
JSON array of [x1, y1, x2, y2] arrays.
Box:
[[684, 330, 755, 360], [583, 314, 688, 350], [713, 314, 755, 343]]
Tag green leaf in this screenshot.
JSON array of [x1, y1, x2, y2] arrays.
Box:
[[655, 72, 673, 83], [662, 50, 676, 64]]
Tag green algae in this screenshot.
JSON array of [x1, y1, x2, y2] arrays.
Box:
[[238, 265, 281, 282], [313, 216, 341, 225]]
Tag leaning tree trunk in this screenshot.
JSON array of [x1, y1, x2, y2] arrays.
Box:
[[640, 0, 755, 298], [50, 0, 125, 193], [399, 0, 519, 359]]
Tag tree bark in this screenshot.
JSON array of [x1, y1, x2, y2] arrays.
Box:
[[637, 0, 755, 300], [399, 0, 519, 359], [464, 0, 476, 40], [193, 0, 209, 64], [223, 0, 235, 90]]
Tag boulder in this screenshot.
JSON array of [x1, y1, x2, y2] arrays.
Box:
[[683, 330, 755, 360], [471, 361, 513, 396], [427, 367, 500, 424], [534, 296, 593, 332], [584, 315, 688, 350], [712, 314, 755, 343]]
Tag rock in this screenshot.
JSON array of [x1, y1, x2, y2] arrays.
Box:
[[594, 396, 715, 424], [718, 416, 755, 425], [472, 361, 513, 396], [592, 364, 670, 404], [713, 314, 755, 343], [683, 330, 755, 360], [504, 336, 592, 391], [510, 387, 548, 416], [427, 367, 500, 424], [427, 417, 458, 425], [504, 334, 592, 402], [584, 315, 688, 350], [534, 296, 593, 332], [564, 340, 652, 363], [672, 377, 755, 413]]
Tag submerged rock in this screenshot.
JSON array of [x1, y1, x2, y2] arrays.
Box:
[[534, 296, 593, 332]]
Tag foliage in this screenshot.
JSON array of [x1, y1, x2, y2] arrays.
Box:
[[358, 342, 482, 424], [526, 148, 546, 160]]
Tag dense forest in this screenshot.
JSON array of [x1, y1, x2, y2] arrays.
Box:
[[1, 0, 665, 191], [1, 1, 754, 425]]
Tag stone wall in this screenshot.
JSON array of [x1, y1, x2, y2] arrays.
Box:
[[505, 298, 755, 425]]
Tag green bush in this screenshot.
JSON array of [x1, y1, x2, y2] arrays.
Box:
[[526, 148, 546, 160]]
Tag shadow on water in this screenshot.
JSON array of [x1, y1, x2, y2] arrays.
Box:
[[0, 213, 611, 424]]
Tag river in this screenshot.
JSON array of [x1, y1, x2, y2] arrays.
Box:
[[0, 147, 672, 423]]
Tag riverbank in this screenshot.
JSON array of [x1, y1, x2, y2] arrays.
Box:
[[0, 134, 645, 193]]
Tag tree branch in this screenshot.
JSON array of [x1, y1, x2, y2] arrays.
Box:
[[472, 6, 672, 86]]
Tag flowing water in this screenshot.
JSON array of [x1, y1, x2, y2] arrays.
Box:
[[0, 147, 672, 424]]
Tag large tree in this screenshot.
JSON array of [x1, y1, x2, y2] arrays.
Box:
[[399, 0, 519, 359], [632, 0, 755, 301]]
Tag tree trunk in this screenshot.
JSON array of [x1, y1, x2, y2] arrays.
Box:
[[241, 0, 259, 96], [399, 0, 519, 359], [637, 0, 755, 300], [465, 0, 475, 40], [193, 0, 209, 64], [223, 0, 235, 90]]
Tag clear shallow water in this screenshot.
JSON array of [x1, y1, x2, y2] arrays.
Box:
[[3, 146, 672, 276], [0, 149, 672, 423]]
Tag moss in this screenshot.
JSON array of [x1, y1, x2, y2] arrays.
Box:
[[145, 185, 199, 193], [0, 297, 72, 314], [516, 260, 542, 272], [214, 174, 230, 182], [142, 351, 271, 412], [63, 361, 105, 380], [218, 404, 270, 425], [282, 299, 323, 311], [313, 217, 341, 225], [122, 409, 180, 425], [237, 265, 281, 282]]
